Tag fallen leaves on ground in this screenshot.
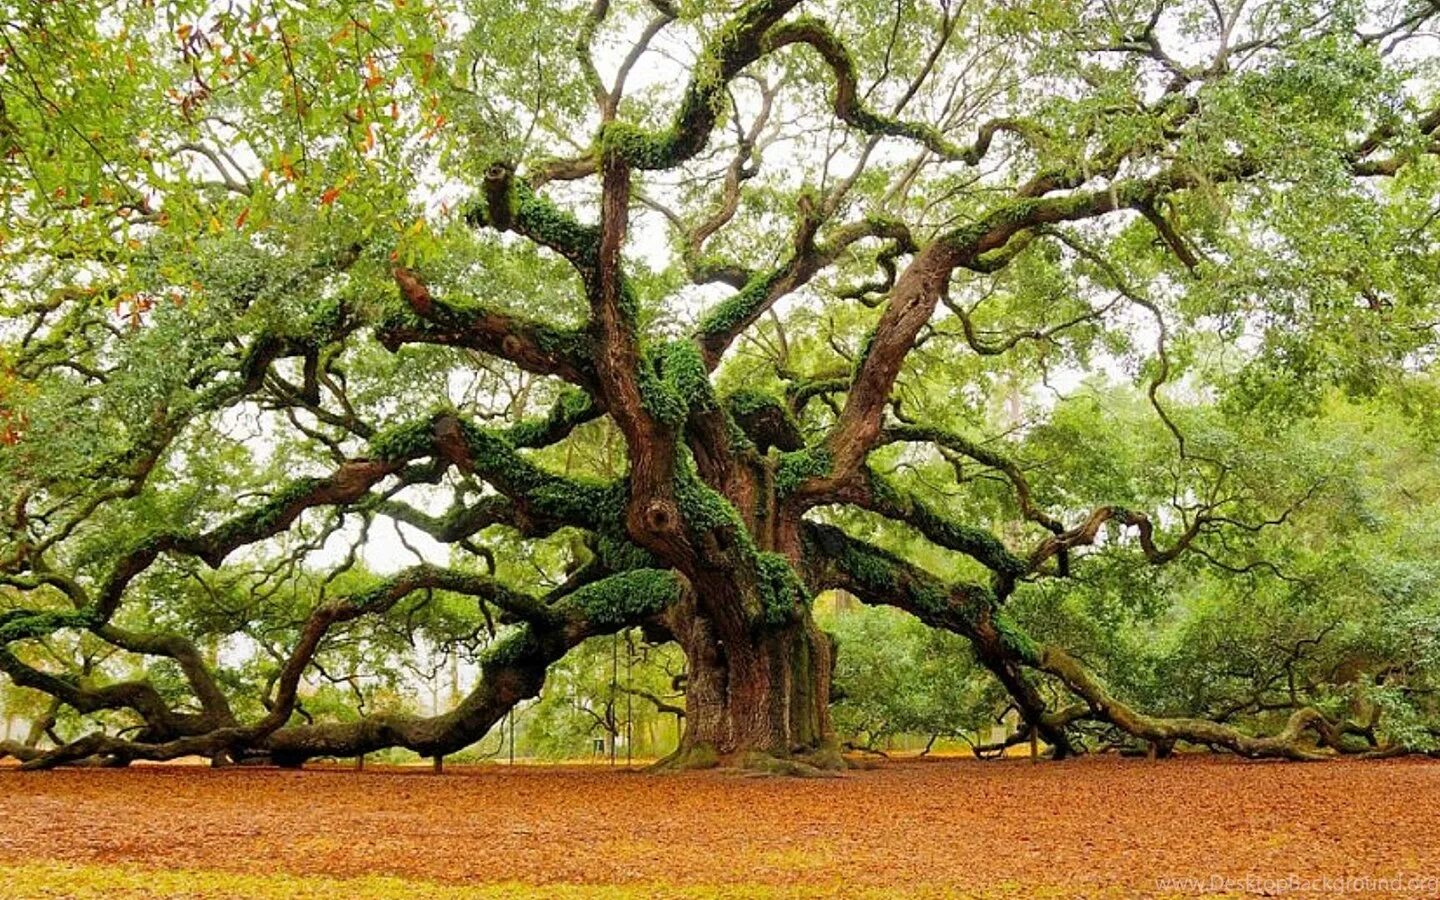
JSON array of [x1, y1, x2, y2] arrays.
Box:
[[0, 755, 1436, 898]]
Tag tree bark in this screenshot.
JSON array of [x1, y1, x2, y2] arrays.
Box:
[[660, 596, 838, 772]]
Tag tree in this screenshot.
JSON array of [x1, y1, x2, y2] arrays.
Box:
[[826, 602, 1002, 754], [1, 0, 1438, 771], [521, 631, 687, 760], [1000, 384, 1440, 755]]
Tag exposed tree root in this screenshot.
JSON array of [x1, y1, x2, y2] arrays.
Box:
[[648, 742, 721, 772], [650, 740, 848, 777], [731, 752, 845, 778]]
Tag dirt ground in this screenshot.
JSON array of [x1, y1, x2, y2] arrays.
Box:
[[0, 755, 1437, 898]]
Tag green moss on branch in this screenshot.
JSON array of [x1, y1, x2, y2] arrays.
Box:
[[0, 609, 101, 645], [561, 569, 683, 627], [598, 0, 802, 170], [755, 552, 809, 625], [505, 390, 600, 449], [775, 447, 832, 498], [639, 341, 715, 424], [725, 390, 804, 453], [862, 468, 1028, 578]]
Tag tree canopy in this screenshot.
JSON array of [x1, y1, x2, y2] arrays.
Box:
[[1, 0, 1438, 770]]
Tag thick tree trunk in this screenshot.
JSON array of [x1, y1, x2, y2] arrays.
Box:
[[661, 600, 839, 772]]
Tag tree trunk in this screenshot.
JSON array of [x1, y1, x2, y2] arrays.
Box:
[[661, 600, 840, 773]]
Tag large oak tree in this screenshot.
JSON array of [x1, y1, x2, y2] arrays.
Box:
[[2, 0, 1438, 770]]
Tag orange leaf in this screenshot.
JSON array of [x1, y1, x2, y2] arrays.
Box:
[[320, 187, 341, 206]]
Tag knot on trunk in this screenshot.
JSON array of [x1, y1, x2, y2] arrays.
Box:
[[482, 163, 515, 230], [643, 499, 680, 534]]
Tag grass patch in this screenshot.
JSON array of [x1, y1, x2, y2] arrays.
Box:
[[0, 860, 1126, 899]]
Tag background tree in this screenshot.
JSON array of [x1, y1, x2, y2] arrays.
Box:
[[826, 602, 1003, 755], [1, 0, 1438, 771]]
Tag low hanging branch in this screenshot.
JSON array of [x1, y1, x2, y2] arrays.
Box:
[[800, 523, 1357, 762]]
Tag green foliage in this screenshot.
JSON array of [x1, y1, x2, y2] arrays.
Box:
[[1, 0, 1438, 764], [674, 458, 747, 536], [637, 345, 692, 425], [823, 601, 1001, 750], [599, 121, 678, 171], [658, 341, 714, 411], [775, 448, 832, 498], [0, 610, 100, 645], [518, 633, 686, 761], [1008, 386, 1440, 747], [561, 570, 683, 628], [724, 390, 804, 452], [695, 269, 786, 340], [480, 627, 542, 669], [507, 390, 597, 448], [864, 469, 1027, 577], [368, 419, 438, 461], [510, 180, 602, 266], [726, 389, 783, 419], [755, 552, 808, 625]]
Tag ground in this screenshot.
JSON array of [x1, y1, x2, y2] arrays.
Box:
[[0, 755, 1437, 898]]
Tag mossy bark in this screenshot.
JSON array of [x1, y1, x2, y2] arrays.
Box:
[[661, 596, 837, 770]]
